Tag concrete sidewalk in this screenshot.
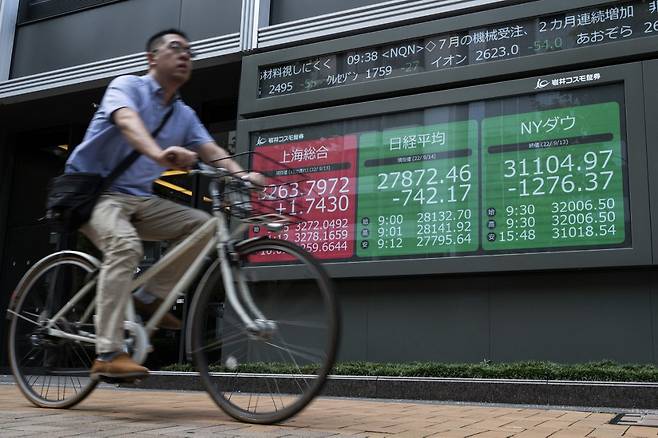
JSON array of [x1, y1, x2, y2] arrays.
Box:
[[0, 384, 653, 437]]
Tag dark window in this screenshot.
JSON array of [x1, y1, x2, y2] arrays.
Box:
[[17, 0, 127, 25]]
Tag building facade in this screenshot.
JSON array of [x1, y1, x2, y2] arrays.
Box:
[[1, 0, 657, 368]]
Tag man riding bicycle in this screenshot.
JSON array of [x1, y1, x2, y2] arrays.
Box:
[[65, 29, 260, 381]]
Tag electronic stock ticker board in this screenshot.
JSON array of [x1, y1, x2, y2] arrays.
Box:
[[247, 85, 629, 264], [242, 0, 652, 269]]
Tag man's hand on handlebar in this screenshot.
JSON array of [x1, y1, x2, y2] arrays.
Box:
[[157, 146, 198, 169], [242, 171, 266, 187]]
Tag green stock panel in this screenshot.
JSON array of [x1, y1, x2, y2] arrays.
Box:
[[482, 102, 626, 251], [356, 121, 479, 257]]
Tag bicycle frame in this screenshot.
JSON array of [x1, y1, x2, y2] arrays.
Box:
[[41, 177, 271, 363]]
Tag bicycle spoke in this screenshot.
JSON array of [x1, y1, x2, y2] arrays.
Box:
[[195, 312, 255, 354], [266, 380, 281, 411], [270, 377, 284, 411], [71, 339, 95, 365], [19, 346, 40, 366], [195, 330, 245, 354], [272, 340, 308, 395], [264, 339, 325, 364], [275, 319, 329, 329], [28, 373, 42, 387], [70, 346, 92, 372], [36, 375, 45, 396], [44, 375, 52, 399]]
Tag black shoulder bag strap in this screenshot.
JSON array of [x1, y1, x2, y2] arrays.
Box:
[[99, 106, 175, 192]]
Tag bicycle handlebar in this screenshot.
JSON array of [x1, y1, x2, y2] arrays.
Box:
[[187, 162, 230, 178], [188, 162, 259, 193]]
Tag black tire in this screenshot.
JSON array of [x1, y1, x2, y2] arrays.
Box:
[[7, 251, 100, 408], [190, 238, 339, 424]]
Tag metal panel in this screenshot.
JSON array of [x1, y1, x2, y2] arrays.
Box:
[[365, 278, 489, 362], [16, 0, 127, 24], [269, 0, 387, 25], [0, 0, 19, 81], [490, 271, 654, 363], [10, 0, 181, 78], [1, 0, 245, 103], [334, 287, 369, 362], [258, 0, 531, 49], [340, 268, 655, 363], [241, 0, 655, 117], [237, 62, 651, 279], [272, 268, 658, 364], [181, 0, 242, 41], [0, 33, 240, 104]]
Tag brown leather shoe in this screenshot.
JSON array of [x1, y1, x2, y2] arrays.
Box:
[[90, 353, 149, 381], [133, 297, 182, 330]]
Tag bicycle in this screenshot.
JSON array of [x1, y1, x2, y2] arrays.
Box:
[[5, 160, 340, 424]]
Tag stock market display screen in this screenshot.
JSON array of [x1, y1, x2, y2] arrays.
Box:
[[259, 0, 655, 98], [248, 84, 630, 263]]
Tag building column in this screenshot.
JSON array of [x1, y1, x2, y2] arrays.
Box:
[[0, 0, 19, 81], [240, 0, 271, 52]]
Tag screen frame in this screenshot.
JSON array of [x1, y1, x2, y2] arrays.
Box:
[[236, 62, 650, 279], [642, 59, 658, 265], [240, 0, 658, 117]]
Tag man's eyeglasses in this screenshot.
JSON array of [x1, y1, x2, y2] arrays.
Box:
[[153, 41, 196, 59]]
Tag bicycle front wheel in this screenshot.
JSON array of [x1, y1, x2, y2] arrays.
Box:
[[191, 238, 339, 424], [7, 251, 100, 408]]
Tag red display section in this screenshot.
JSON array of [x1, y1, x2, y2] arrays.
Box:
[[249, 135, 358, 262]]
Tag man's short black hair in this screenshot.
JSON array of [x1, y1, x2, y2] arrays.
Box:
[[146, 29, 189, 53]]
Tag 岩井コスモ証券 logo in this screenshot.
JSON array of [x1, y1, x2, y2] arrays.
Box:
[[535, 73, 602, 89]]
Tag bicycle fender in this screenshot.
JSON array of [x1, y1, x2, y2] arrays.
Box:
[[235, 236, 268, 248]]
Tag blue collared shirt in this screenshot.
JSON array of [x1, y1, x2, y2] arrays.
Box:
[[65, 74, 213, 196]]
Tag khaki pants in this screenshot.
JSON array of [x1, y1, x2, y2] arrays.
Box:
[[81, 193, 212, 354]]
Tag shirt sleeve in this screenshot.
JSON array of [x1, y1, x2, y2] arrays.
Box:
[[183, 109, 214, 151], [99, 75, 142, 123]]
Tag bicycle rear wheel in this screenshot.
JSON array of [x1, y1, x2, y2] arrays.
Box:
[[191, 238, 339, 424], [7, 251, 100, 408]]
